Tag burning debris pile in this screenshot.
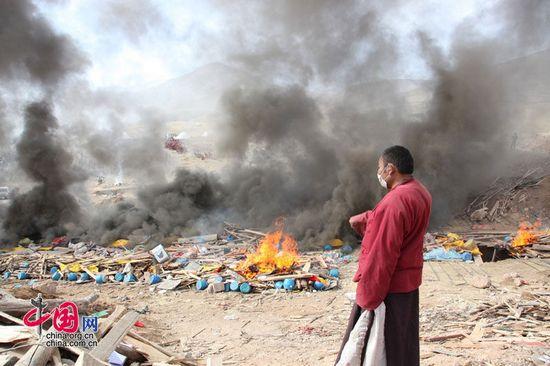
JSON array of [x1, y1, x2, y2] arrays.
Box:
[[424, 222, 550, 262], [0, 223, 346, 295]]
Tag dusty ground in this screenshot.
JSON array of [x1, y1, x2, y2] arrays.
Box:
[[2, 255, 548, 366]]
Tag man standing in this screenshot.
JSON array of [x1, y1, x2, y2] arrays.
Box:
[[336, 145, 431, 366]]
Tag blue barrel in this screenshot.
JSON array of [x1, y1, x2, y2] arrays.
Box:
[[323, 244, 333, 251], [67, 272, 78, 281], [3, 271, 11, 280], [17, 272, 29, 280], [50, 267, 59, 274], [196, 279, 208, 290], [52, 271, 62, 281], [283, 278, 295, 291], [224, 282, 231, 292], [329, 268, 340, 278], [21, 261, 30, 268], [341, 244, 353, 254], [123, 273, 137, 283], [239, 282, 252, 294], [114, 272, 124, 282], [79, 272, 90, 281], [314, 281, 325, 290], [212, 276, 224, 283], [149, 274, 161, 285], [95, 274, 106, 284], [275, 281, 284, 289], [229, 281, 240, 291]]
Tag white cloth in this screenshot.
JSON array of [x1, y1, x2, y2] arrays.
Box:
[[336, 302, 386, 366]]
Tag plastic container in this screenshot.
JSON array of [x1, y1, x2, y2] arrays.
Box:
[[79, 272, 90, 281], [274, 281, 284, 289], [283, 278, 296, 291], [212, 276, 224, 283], [323, 244, 333, 251], [20, 261, 30, 269], [313, 281, 325, 291], [95, 274, 106, 284], [52, 271, 62, 281], [67, 272, 78, 281], [196, 279, 208, 291], [329, 268, 340, 278], [229, 281, 240, 292], [341, 245, 353, 254], [17, 272, 29, 280], [123, 273, 137, 283], [3, 271, 11, 280], [50, 266, 59, 274], [149, 274, 161, 285], [239, 282, 252, 294], [114, 272, 124, 282]]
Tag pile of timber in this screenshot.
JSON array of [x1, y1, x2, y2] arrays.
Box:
[[0, 295, 205, 366], [465, 169, 546, 222], [421, 290, 550, 345]]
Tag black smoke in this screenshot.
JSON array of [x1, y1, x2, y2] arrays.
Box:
[[3, 102, 84, 240], [0, 0, 87, 242]]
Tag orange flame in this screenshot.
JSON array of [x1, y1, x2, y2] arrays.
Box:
[[511, 222, 539, 248], [237, 220, 299, 278]]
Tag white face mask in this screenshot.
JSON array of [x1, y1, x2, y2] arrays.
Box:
[[377, 165, 388, 189]]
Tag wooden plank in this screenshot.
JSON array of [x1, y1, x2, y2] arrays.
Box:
[[256, 273, 314, 281], [90, 311, 140, 361], [74, 352, 108, 366], [51, 348, 63, 366], [0, 311, 25, 325], [123, 335, 171, 362], [15, 345, 53, 366], [98, 306, 126, 338], [0, 325, 34, 343], [127, 331, 175, 357]]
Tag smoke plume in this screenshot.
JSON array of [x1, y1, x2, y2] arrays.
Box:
[[3, 101, 84, 239], [2, 0, 550, 247], [0, 0, 87, 241]]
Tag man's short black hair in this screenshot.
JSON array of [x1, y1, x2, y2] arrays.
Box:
[[382, 145, 414, 174]]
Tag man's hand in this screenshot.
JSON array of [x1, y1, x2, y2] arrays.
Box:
[[349, 212, 368, 236], [352, 271, 361, 283]]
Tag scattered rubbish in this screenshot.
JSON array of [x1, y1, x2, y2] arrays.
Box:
[[150, 244, 170, 264], [0, 222, 341, 297], [423, 248, 473, 262], [149, 274, 161, 285]]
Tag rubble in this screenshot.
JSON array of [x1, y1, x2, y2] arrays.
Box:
[[465, 170, 547, 222], [0, 304, 206, 366], [426, 223, 550, 262], [0, 223, 345, 296]]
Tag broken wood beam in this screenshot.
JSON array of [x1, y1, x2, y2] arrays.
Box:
[[14, 345, 54, 366], [0, 290, 98, 316], [89, 310, 140, 362]]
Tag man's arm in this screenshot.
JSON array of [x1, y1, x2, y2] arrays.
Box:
[[349, 211, 370, 236], [355, 204, 405, 310]]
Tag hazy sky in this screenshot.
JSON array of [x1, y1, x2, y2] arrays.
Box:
[[35, 0, 489, 90]]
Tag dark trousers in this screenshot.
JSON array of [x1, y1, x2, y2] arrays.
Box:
[[335, 289, 419, 366]]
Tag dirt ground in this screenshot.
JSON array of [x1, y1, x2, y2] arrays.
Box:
[[2, 254, 548, 366]]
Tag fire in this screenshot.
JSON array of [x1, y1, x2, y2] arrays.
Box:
[[511, 222, 539, 248], [236, 225, 299, 278]]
